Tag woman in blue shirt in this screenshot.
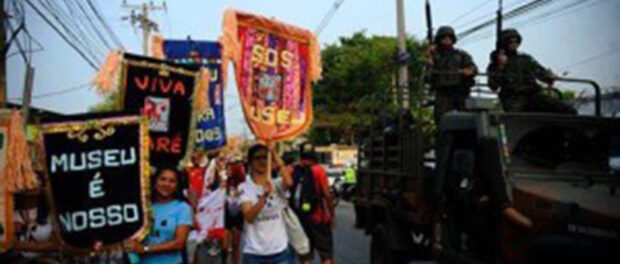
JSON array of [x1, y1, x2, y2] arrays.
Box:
[[127, 167, 193, 264]]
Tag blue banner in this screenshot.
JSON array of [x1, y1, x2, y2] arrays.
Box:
[[163, 40, 227, 149]]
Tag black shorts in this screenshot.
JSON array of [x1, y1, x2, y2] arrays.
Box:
[[225, 203, 244, 230], [298, 219, 333, 261]]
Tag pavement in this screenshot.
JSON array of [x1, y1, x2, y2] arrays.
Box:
[[328, 201, 370, 264], [306, 201, 370, 264], [312, 201, 435, 264]]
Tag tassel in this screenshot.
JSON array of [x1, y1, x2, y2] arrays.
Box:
[[4, 110, 38, 193], [221, 9, 241, 65], [218, 38, 230, 93], [308, 34, 323, 82], [151, 33, 165, 59], [94, 50, 123, 95], [194, 68, 211, 112]]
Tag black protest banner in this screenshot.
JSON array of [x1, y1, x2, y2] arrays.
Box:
[[121, 53, 202, 168], [41, 114, 150, 251]]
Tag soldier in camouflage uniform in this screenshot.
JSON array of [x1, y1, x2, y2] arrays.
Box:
[[427, 26, 478, 125], [487, 29, 576, 114]]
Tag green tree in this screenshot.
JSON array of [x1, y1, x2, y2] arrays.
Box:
[[309, 32, 428, 145], [89, 91, 120, 112]]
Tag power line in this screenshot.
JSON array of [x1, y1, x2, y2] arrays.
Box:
[[37, 0, 104, 64], [457, 0, 557, 40], [9, 82, 92, 101], [510, 0, 609, 29], [316, 0, 345, 36], [562, 47, 620, 71], [58, 0, 109, 56], [459, 0, 602, 46], [25, 0, 99, 69], [449, 0, 494, 24], [454, 0, 527, 30], [70, 0, 114, 51], [87, 0, 125, 50]]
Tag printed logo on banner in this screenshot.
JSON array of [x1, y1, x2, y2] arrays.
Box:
[[258, 73, 282, 104], [141, 96, 170, 132]]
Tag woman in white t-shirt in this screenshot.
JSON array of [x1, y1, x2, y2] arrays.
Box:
[[239, 144, 294, 264]]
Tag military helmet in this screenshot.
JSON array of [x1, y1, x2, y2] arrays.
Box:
[[435, 26, 457, 44], [500, 28, 522, 47]]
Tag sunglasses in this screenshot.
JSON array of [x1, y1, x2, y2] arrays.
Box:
[[253, 155, 268, 161]]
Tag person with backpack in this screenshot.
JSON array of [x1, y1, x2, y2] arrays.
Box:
[[290, 145, 335, 264]]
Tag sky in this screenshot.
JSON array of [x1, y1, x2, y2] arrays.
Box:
[[7, 0, 620, 136]]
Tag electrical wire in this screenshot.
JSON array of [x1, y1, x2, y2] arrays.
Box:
[[454, 0, 528, 30], [70, 0, 114, 51], [459, 0, 603, 46], [37, 0, 103, 65], [562, 47, 620, 71], [457, 0, 556, 40], [449, 0, 494, 24], [58, 0, 109, 57], [25, 0, 99, 69], [316, 0, 345, 36], [6, 15, 29, 63], [87, 0, 125, 50], [9, 83, 93, 101]]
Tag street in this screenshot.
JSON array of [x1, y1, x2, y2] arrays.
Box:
[[315, 201, 436, 264], [306, 201, 370, 264], [329, 202, 370, 264]]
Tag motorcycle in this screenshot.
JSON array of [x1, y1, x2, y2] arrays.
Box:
[[331, 179, 341, 207], [331, 177, 356, 206]]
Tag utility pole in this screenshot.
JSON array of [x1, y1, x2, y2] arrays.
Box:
[[21, 65, 33, 128], [496, 0, 503, 50], [122, 1, 166, 55], [1, 0, 6, 107], [396, 0, 409, 110]]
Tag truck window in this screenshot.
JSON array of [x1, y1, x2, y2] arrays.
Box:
[[511, 126, 611, 175]]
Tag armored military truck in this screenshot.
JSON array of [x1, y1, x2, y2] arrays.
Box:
[[353, 79, 620, 264]]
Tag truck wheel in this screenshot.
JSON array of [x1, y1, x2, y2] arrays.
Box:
[[437, 211, 468, 262], [371, 225, 406, 264]]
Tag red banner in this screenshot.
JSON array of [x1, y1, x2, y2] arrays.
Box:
[[221, 9, 321, 141]]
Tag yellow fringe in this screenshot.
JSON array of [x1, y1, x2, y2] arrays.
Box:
[[217, 38, 230, 93], [151, 33, 165, 59], [4, 110, 37, 193], [221, 9, 241, 66], [194, 68, 211, 112], [94, 50, 123, 95], [308, 34, 322, 82]]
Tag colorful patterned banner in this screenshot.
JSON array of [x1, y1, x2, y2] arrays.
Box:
[[163, 40, 227, 150], [40, 114, 151, 252], [221, 9, 322, 141], [120, 53, 207, 168]]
